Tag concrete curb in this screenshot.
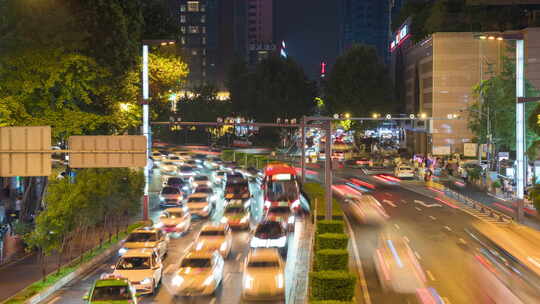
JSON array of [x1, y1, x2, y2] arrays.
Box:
[[0, 240, 124, 304]]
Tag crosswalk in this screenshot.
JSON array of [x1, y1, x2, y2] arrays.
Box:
[[457, 201, 511, 225]]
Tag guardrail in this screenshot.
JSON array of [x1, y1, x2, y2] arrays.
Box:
[[444, 188, 515, 223]]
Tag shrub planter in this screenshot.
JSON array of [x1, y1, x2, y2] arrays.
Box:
[[316, 220, 344, 234], [309, 271, 356, 301], [315, 249, 348, 271], [316, 233, 348, 250]]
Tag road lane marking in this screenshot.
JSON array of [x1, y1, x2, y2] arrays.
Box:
[[415, 207, 422, 211], [210, 298, 217, 304], [383, 199, 397, 207], [401, 199, 407, 204], [343, 214, 372, 304], [414, 199, 442, 208], [236, 253, 242, 261], [444, 226, 452, 231], [426, 270, 436, 281], [429, 215, 437, 220], [459, 238, 467, 245], [394, 224, 400, 230], [47, 296, 60, 304], [414, 251, 422, 260], [442, 297, 452, 304], [404, 236, 410, 243]]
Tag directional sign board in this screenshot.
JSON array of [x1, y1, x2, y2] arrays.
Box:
[[0, 126, 52, 177], [68, 136, 146, 168]]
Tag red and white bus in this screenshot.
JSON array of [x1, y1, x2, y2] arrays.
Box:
[[262, 163, 301, 213]]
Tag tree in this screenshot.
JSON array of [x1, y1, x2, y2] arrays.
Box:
[[468, 55, 539, 153], [325, 44, 395, 116]]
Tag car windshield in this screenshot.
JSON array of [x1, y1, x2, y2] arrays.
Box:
[[91, 286, 131, 301], [116, 257, 151, 270], [266, 180, 298, 202], [217, 172, 225, 176], [400, 167, 412, 170], [168, 212, 183, 218], [163, 162, 175, 166], [255, 222, 284, 239], [126, 232, 157, 242], [181, 258, 211, 268], [169, 156, 180, 160], [180, 166, 193, 172], [162, 187, 180, 195], [225, 206, 244, 214], [248, 260, 279, 267], [167, 178, 183, 184], [269, 206, 290, 214], [195, 188, 212, 194], [200, 230, 225, 236], [194, 176, 209, 181], [225, 183, 249, 198], [188, 197, 207, 202]]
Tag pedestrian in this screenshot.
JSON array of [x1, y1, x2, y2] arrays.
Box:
[[14, 195, 22, 219]]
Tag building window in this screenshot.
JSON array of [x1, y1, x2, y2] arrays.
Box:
[[188, 26, 199, 34], [201, 15, 206, 23], [192, 49, 198, 56], [200, 5, 206, 12], [202, 26, 206, 33], [180, 5, 186, 12], [202, 48, 206, 56], [202, 37, 206, 45], [181, 37, 186, 45], [202, 71, 206, 77], [202, 59, 206, 66], [187, 1, 199, 12], [180, 26, 186, 33], [180, 15, 186, 23]]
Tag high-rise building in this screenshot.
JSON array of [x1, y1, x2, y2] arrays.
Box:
[[246, 0, 276, 65], [341, 0, 392, 62], [178, 0, 218, 87]]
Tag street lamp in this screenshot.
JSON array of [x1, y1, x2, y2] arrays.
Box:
[[372, 113, 380, 119], [141, 39, 175, 221]]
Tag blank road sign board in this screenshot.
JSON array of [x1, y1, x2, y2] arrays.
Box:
[[68, 136, 146, 168], [0, 126, 52, 177]]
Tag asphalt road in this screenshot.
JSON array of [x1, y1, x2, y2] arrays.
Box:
[[43, 166, 303, 304], [337, 168, 492, 304]]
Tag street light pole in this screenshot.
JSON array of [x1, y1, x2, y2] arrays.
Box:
[[142, 44, 150, 221], [300, 117, 306, 184], [324, 120, 333, 220], [516, 39, 525, 223]]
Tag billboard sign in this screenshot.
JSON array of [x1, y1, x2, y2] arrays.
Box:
[[0, 126, 51, 177]]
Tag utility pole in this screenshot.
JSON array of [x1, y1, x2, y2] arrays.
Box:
[[324, 120, 333, 220], [300, 117, 306, 184]]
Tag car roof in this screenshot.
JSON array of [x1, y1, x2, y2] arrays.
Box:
[[183, 250, 215, 259], [164, 207, 185, 213], [201, 223, 227, 231], [95, 278, 130, 287], [132, 227, 159, 233], [247, 248, 282, 262], [121, 248, 155, 257], [189, 192, 209, 198]]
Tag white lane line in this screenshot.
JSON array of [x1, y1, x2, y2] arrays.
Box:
[[343, 214, 372, 304], [401, 199, 407, 204], [426, 270, 436, 281], [47, 296, 61, 304], [414, 199, 442, 208], [459, 238, 467, 245], [429, 215, 437, 220], [382, 199, 397, 207], [404, 236, 410, 243], [394, 224, 400, 230], [415, 207, 422, 211], [209, 298, 217, 304], [414, 251, 422, 260], [442, 297, 452, 304], [236, 253, 242, 261], [444, 226, 452, 231], [224, 273, 231, 283]]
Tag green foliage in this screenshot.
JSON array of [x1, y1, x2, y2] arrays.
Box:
[[309, 271, 356, 301], [316, 233, 349, 250], [492, 180, 502, 188], [25, 169, 144, 255], [316, 220, 344, 235], [325, 44, 395, 116], [315, 249, 349, 271], [303, 182, 343, 219], [467, 167, 482, 182], [227, 55, 316, 122], [221, 150, 235, 162], [469, 55, 539, 152], [528, 184, 540, 213]]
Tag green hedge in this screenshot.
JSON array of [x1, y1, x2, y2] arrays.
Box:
[[316, 233, 348, 250], [315, 249, 349, 271], [317, 220, 344, 234], [221, 150, 234, 161], [309, 271, 356, 301]]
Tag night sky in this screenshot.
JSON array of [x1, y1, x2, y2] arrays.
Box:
[[275, 0, 342, 80]]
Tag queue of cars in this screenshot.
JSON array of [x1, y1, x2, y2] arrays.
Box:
[[84, 150, 295, 303]]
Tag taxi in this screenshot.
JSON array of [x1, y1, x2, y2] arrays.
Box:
[[118, 227, 169, 259], [242, 248, 285, 301], [112, 248, 163, 295], [193, 223, 232, 258], [156, 207, 191, 234], [172, 250, 225, 296], [186, 193, 211, 218], [221, 203, 250, 230], [83, 274, 138, 303]]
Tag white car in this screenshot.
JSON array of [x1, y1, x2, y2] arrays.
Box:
[[159, 186, 184, 208], [157, 207, 191, 234], [394, 165, 415, 179], [186, 193, 211, 218], [119, 227, 169, 259], [166, 155, 184, 165], [112, 248, 163, 295], [191, 175, 212, 188], [194, 223, 233, 258], [242, 248, 285, 301], [172, 250, 225, 296], [178, 165, 197, 181]]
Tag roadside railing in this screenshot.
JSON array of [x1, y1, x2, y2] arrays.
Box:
[[444, 188, 515, 223]]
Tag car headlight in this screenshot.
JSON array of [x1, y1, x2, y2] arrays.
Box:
[[203, 205, 209, 212], [264, 200, 272, 208], [291, 199, 300, 209], [250, 237, 264, 248], [183, 186, 189, 190], [243, 275, 254, 289], [176, 222, 186, 228], [220, 217, 228, 223], [140, 277, 152, 285], [288, 216, 295, 224], [172, 275, 184, 286], [203, 275, 214, 286], [118, 247, 128, 255], [276, 274, 284, 289], [220, 242, 228, 251], [240, 216, 248, 223], [159, 197, 165, 202], [195, 242, 204, 250]]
